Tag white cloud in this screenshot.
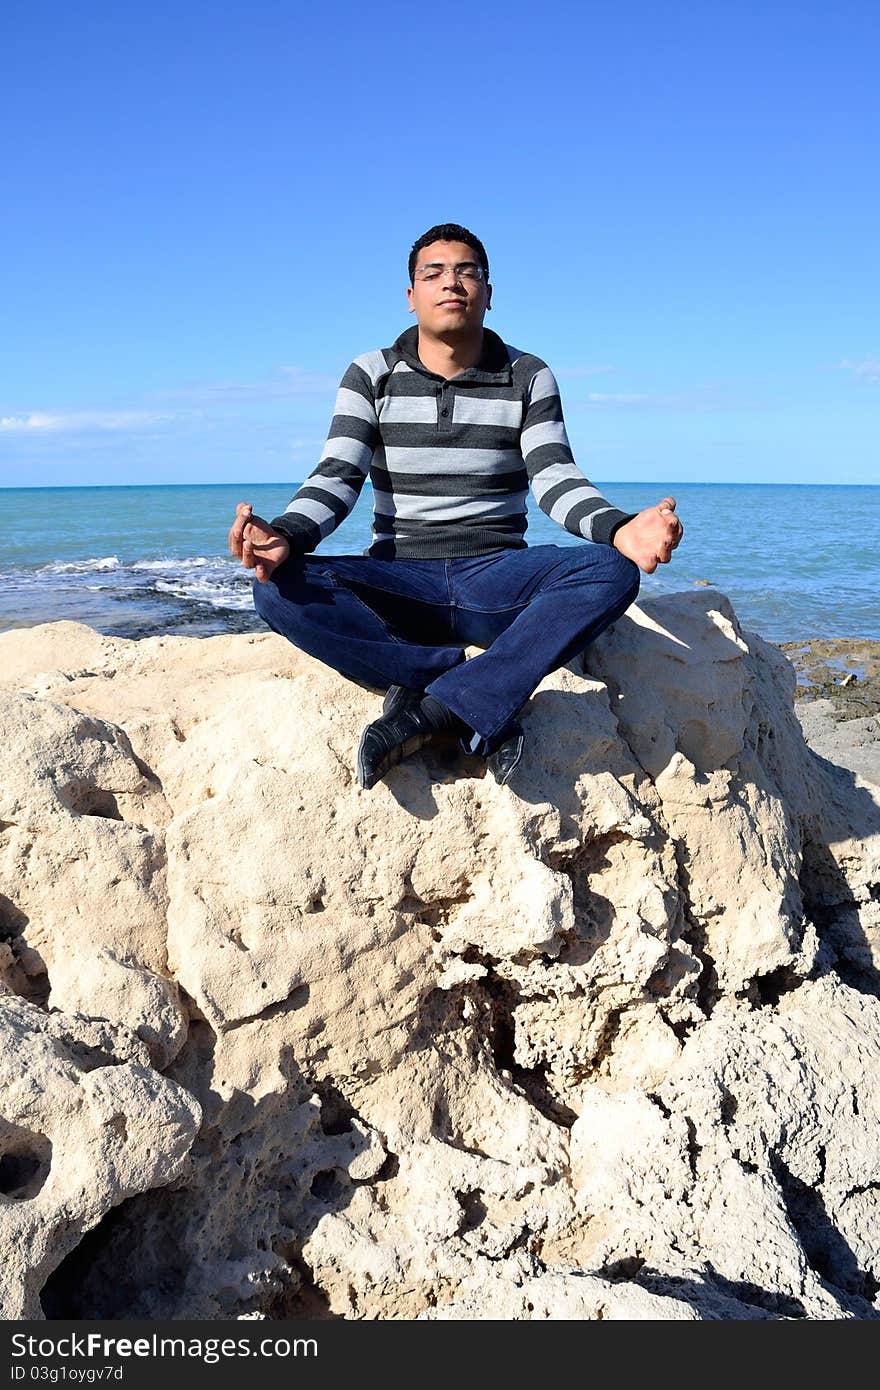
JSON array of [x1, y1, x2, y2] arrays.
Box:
[[278, 367, 341, 392], [288, 437, 326, 450], [154, 367, 340, 404], [586, 392, 656, 406], [574, 384, 735, 412], [839, 355, 880, 383], [1, 409, 179, 433], [1, 414, 50, 431], [0, 368, 342, 443], [555, 365, 615, 379]]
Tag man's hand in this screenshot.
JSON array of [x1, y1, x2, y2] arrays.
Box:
[[612, 496, 683, 574], [228, 502, 291, 583]]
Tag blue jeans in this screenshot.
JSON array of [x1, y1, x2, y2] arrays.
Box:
[[252, 544, 639, 753]]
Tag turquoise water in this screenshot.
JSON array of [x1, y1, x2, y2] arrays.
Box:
[[1, 482, 877, 641]]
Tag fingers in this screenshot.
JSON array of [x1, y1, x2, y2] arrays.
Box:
[[656, 527, 681, 564], [662, 517, 682, 546], [241, 524, 256, 569], [657, 523, 683, 564], [658, 512, 683, 556], [623, 496, 682, 571], [229, 502, 253, 557], [647, 523, 681, 568]]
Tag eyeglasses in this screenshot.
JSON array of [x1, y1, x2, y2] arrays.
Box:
[[413, 262, 486, 283]]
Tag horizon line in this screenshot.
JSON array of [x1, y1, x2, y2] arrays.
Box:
[[2, 480, 878, 492]]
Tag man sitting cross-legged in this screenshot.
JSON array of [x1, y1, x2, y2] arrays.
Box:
[[229, 222, 682, 789]]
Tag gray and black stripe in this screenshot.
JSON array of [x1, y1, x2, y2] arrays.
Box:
[[271, 327, 633, 560]]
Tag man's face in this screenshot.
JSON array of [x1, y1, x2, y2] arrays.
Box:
[[406, 240, 492, 335]]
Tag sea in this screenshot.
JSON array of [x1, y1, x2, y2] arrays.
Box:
[[1, 482, 877, 643]]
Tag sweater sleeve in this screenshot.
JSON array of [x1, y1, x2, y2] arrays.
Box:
[[522, 363, 634, 546], [270, 359, 378, 555]]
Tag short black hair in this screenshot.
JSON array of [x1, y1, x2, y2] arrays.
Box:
[[408, 223, 489, 284]]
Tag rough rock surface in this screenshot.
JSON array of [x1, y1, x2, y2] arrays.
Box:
[[0, 592, 878, 1321], [795, 699, 880, 789]]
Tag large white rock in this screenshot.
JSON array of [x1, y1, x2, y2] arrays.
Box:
[[0, 593, 877, 1320]]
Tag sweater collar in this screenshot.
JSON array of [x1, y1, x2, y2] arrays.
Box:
[[389, 325, 513, 384]]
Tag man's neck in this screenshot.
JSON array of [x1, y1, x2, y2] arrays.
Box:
[[416, 328, 484, 379]]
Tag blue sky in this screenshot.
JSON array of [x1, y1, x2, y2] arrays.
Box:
[[2, 0, 877, 488]]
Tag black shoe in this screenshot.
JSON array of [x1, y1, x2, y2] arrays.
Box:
[[357, 696, 463, 790], [486, 722, 524, 786]]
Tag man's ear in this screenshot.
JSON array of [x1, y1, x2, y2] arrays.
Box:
[[486, 283, 492, 311], [406, 285, 415, 313]]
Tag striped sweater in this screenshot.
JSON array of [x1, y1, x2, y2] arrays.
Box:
[[271, 326, 633, 560]]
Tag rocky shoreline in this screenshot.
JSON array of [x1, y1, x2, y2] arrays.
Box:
[[781, 638, 880, 714], [780, 638, 880, 786]]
